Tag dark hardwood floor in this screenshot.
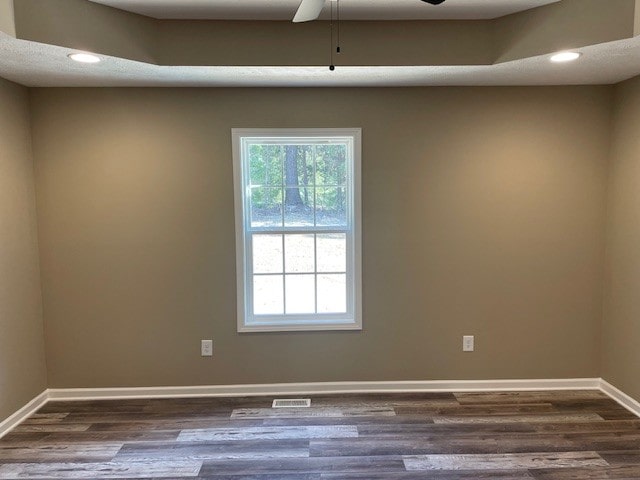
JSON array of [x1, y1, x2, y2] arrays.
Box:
[[1, 390, 639, 479]]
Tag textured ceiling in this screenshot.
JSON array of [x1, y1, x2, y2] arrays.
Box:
[[1, 32, 639, 88], [87, 0, 560, 21]]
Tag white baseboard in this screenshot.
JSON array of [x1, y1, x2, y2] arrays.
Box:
[[600, 379, 640, 418], [0, 391, 49, 440], [47, 378, 601, 401], [2, 377, 637, 438]]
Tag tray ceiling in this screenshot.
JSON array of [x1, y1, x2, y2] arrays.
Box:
[[2, 0, 638, 88], [88, 0, 561, 21]]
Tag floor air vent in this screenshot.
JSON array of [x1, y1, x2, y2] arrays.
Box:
[[272, 398, 311, 408]]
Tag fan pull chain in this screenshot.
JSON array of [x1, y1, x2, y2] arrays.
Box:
[[329, 0, 335, 70], [336, 0, 341, 54]]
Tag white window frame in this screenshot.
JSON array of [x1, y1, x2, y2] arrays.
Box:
[[232, 128, 362, 333]]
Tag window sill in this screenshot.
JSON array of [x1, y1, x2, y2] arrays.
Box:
[[238, 319, 362, 333]]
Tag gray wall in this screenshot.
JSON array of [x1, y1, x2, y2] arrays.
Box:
[[0, 78, 47, 422], [29, 86, 610, 388], [603, 76, 640, 402]]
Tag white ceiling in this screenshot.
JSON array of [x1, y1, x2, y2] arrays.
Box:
[[88, 0, 560, 21], [1, 32, 639, 88]]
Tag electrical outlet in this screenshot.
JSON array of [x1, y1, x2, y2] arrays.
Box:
[[463, 335, 474, 352], [201, 339, 213, 357]]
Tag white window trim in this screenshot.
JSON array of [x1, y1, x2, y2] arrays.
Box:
[[232, 128, 362, 333]]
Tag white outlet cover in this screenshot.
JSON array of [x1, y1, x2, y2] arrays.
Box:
[[201, 339, 213, 356], [463, 335, 474, 352]]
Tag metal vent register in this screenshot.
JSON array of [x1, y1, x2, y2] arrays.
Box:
[[272, 398, 312, 408]]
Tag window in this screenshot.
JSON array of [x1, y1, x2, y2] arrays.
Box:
[[232, 129, 362, 332]]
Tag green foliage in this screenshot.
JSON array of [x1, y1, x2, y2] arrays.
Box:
[[249, 143, 347, 214]]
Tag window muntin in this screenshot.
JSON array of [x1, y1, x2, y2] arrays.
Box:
[[233, 129, 361, 332]]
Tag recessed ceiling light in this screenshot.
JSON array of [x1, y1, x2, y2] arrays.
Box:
[[550, 51, 581, 63], [68, 53, 101, 64]]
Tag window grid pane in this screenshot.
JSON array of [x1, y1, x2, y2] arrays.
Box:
[[285, 234, 315, 273], [315, 144, 347, 187], [252, 234, 283, 274], [317, 233, 347, 273], [285, 274, 315, 314], [317, 274, 347, 313], [253, 275, 284, 315], [316, 187, 347, 227], [266, 146, 284, 186], [250, 187, 283, 228]]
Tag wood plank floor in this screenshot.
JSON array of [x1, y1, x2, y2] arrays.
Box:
[[1, 390, 639, 479]]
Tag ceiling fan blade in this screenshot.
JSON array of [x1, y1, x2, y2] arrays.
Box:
[[293, 0, 326, 22], [421, 0, 447, 4]]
